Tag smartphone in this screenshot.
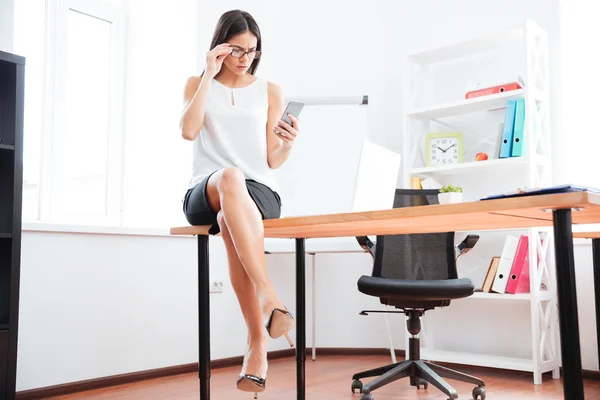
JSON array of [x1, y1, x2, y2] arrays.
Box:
[[275, 101, 304, 136]]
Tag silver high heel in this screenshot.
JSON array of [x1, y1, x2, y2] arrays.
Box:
[[236, 344, 268, 396]]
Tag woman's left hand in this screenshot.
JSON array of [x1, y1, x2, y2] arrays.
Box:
[[274, 114, 299, 147]]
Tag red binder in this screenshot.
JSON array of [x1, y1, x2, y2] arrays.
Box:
[[465, 81, 523, 99], [505, 236, 530, 294], [514, 250, 530, 294]]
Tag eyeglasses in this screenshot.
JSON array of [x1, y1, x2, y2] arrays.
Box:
[[230, 48, 261, 59]]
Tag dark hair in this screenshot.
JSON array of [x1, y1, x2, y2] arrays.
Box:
[[207, 10, 262, 76]]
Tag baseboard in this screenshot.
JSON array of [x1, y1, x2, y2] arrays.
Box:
[[15, 361, 196, 400], [15, 348, 403, 399], [582, 368, 600, 380], [15, 361, 198, 400], [15, 348, 296, 400], [15, 348, 600, 399]]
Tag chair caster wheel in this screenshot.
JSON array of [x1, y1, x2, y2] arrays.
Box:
[[417, 378, 428, 389], [473, 386, 486, 400], [360, 393, 374, 400], [351, 379, 363, 393]]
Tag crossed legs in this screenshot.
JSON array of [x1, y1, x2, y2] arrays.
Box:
[[205, 167, 293, 385]]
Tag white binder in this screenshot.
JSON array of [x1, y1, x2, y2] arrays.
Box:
[[491, 235, 519, 293]]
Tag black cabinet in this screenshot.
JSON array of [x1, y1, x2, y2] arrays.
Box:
[[0, 330, 7, 399], [0, 49, 25, 400]]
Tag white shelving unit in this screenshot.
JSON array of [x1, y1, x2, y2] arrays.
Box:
[[402, 20, 559, 385]]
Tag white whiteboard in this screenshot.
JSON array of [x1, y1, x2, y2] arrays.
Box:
[[272, 102, 370, 217]]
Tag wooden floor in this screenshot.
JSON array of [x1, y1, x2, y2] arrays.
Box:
[[45, 355, 600, 400]]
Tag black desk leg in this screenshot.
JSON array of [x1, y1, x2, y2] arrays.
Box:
[[296, 238, 306, 400], [552, 209, 584, 400], [592, 238, 600, 371], [198, 235, 211, 400]]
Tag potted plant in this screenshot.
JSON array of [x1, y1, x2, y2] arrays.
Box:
[[439, 184, 463, 204]]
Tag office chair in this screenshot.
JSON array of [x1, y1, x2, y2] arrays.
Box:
[[352, 189, 486, 400]]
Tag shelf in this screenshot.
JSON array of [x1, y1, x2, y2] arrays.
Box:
[[421, 349, 541, 372], [0, 234, 11, 239], [408, 27, 524, 65], [404, 20, 556, 386], [407, 89, 525, 120], [465, 291, 552, 301], [0, 144, 14, 151], [410, 157, 527, 176], [0, 324, 7, 331]]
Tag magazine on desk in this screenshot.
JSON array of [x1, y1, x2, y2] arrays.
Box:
[[480, 184, 600, 201]]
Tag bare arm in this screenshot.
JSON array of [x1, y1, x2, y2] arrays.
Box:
[[180, 75, 212, 141], [266, 82, 299, 169], [180, 43, 232, 141]]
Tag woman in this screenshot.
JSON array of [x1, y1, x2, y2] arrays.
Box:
[[180, 9, 298, 397]]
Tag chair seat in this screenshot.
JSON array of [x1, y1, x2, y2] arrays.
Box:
[[357, 275, 475, 301]]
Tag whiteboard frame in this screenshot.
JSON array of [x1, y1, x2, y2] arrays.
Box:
[[284, 95, 368, 106]]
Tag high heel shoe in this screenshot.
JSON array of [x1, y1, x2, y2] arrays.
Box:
[[237, 343, 267, 396], [265, 307, 295, 347], [236, 374, 265, 395]]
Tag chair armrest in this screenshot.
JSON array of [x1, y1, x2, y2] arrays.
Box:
[[356, 236, 376, 258], [455, 234, 480, 261]]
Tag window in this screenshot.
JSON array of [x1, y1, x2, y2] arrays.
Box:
[[13, 0, 47, 220], [14, 0, 125, 225], [559, 1, 600, 187], [15, 0, 197, 230]]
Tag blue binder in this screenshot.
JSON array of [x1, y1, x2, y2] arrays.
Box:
[[511, 98, 526, 157], [499, 100, 517, 158]]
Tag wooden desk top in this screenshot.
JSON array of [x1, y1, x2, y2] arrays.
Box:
[[573, 232, 600, 239], [171, 192, 600, 239]]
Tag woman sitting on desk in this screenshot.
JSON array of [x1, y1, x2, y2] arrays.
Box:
[[180, 9, 298, 398]]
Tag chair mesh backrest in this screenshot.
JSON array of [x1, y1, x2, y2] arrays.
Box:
[[376, 189, 455, 281]]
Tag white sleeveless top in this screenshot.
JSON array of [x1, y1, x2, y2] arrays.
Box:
[[188, 76, 280, 193]]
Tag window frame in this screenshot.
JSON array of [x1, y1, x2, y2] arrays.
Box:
[[37, 0, 126, 226]]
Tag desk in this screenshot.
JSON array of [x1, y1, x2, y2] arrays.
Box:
[[172, 192, 600, 400], [573, 231, 600, 373]]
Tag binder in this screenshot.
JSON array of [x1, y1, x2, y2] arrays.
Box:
[[511, 98, 526, 157], [481, 184, 600, 201], [494, 122, 504, 158], [515, 248, 531, 294], [499, 100, 517, 158], [482, 257, 500, 293], [505, 236, 528, 294], [465, 81, 523, 99], [492, 235, 519, 293]]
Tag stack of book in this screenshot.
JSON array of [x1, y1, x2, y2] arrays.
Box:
[[481, 235, 532, 294]]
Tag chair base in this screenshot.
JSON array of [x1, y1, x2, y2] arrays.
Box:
[[352, 359, 486, 400]]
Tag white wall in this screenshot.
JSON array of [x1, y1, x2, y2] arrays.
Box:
[[15, 0, 600, 392], [17, 232, 201, 390], [16, 231, 398, 391], [0, 0, 15, 53]]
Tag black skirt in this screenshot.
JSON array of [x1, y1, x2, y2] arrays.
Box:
[[183, 172, 282, 235]]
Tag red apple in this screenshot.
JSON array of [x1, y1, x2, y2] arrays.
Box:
[[476, 152, 488, 161]]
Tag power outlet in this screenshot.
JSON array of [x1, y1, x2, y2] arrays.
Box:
[[210, 281, 224, 293]]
